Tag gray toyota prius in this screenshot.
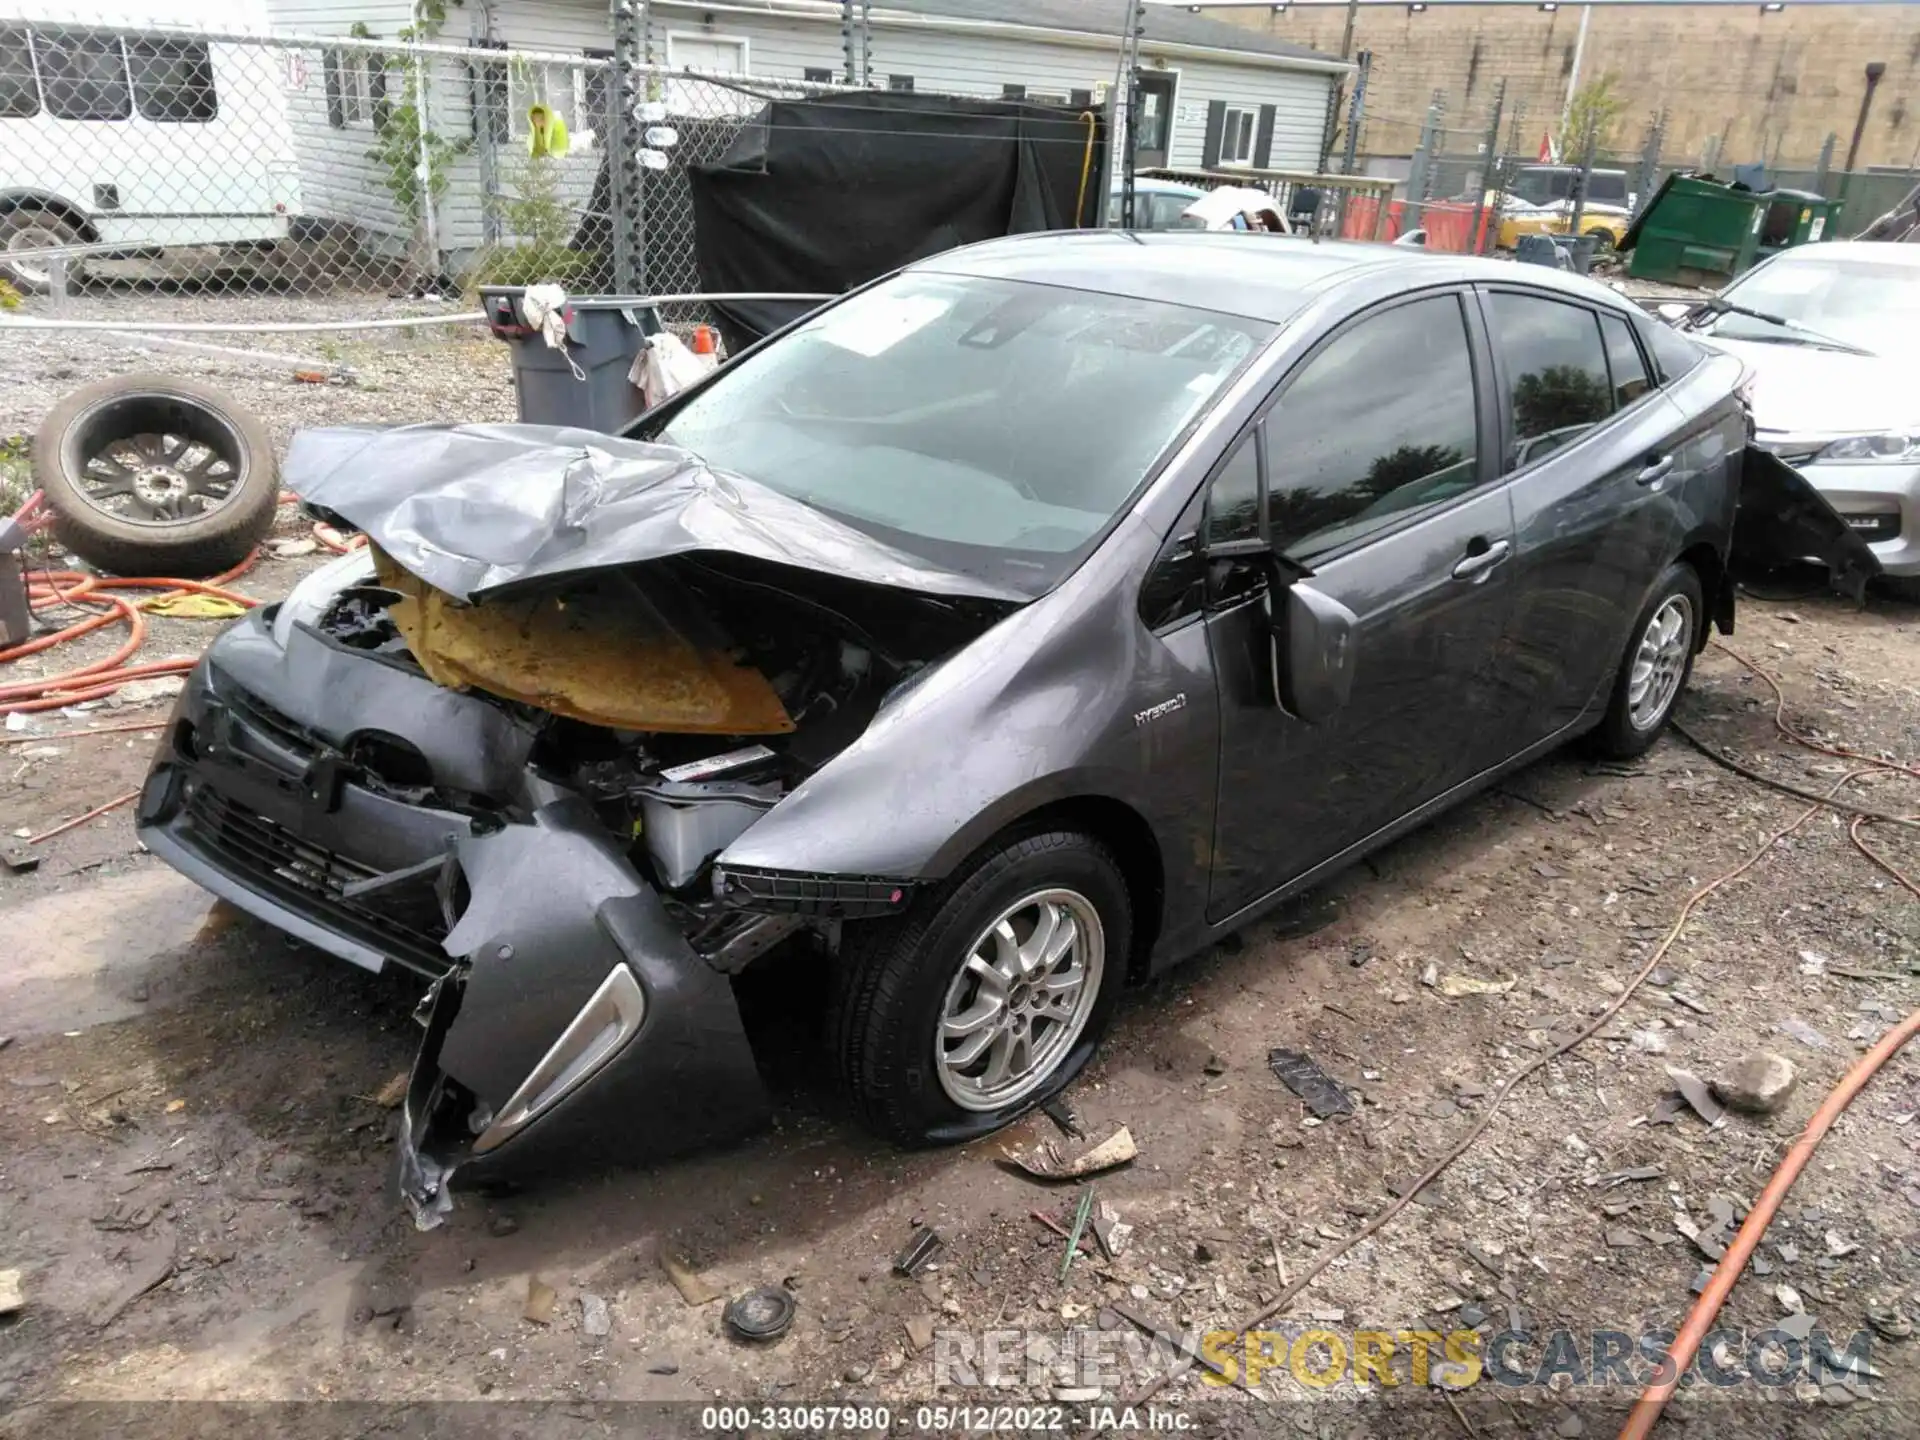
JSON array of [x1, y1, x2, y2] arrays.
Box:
[[134, 232, 1865, 1219]]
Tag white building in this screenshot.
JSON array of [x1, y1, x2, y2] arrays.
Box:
[[262, 0, 1349, 270]]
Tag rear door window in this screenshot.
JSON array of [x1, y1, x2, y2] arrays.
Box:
[[0, 29, 38, 117], [1262, 293, 1481, 562], [1486, 292, 1614, 470], [1588, 172, 1629, 206], [36, 28, 131, 122], [128, 38, 218, 123]]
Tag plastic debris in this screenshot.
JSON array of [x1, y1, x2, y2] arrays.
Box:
[[1438, 974, 1516, 998], [1267, 1050, 1354, 1118], [1005, 1125, 1137, 1181], [723, 1285, 796, 1341], [892, 1225, 942, 1278], [523, 1276, 557, 1324]]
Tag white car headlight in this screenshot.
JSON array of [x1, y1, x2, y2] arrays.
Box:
[[1816, 432, 1920, 464], [270, 546, 377, 648]]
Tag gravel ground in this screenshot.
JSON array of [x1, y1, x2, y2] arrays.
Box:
[[0, 292, 517, 451], [6, 575, 1920, 1437], [5, 279, 1919, 1439]]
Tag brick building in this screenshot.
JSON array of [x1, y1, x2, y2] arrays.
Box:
[[1195, 0, 1919, 171]]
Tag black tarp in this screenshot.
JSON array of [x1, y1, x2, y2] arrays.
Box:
[[687, 91, 1107, 349]]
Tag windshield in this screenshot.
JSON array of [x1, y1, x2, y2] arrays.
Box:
[[1708, 256, 1920, 354], [653, 273, 1271, 594]]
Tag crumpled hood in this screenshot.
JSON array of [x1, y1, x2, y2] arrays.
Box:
[[284, 423, 1028, 605], [1696, 335, 1917, 438]]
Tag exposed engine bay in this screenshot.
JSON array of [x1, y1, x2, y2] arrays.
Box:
[[306, 543, 994, 937]]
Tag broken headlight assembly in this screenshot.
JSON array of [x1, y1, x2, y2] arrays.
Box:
[[270, 546, 376, 647], [1815, 431, 1920, 464]]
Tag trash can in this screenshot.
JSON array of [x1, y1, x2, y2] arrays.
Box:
[[479, 287, 661, 432], [1551, 232, 1601, 274]]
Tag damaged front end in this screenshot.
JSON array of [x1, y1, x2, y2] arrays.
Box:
[[138, 425, 1020, 1224], [397, 798, 771, 1225], [1733, 446, 1883, 602]]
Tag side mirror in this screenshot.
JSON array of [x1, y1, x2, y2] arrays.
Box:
[[1654, 301, 1693, 324], [1268, 579, 1357, 723]]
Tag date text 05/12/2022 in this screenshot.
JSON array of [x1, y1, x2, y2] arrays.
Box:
[[698, 1405, 1194, 1431]]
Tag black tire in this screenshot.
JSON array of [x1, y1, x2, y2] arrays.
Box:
[[34, 373, 279, 578], [830, 829, 1130, 1147], [1, 207, 86, 294], [1589, 562, 1704, 758]]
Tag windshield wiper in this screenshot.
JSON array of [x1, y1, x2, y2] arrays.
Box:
[[1694, 297, 1878, 358]]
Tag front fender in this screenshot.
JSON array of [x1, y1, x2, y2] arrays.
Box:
[[717, 516, 1213, 883]]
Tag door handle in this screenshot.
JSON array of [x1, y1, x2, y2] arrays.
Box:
[[1636, 454, 1676, 487], [1450, 538, 1511, 582]]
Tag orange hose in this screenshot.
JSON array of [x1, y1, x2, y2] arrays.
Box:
[[313, 522, 366, 554], [26, 788, 141, 845], [1619, 1005, 1920, 1438], [0, 552, 261, 713]]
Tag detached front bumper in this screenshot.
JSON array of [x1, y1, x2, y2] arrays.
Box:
[[137, 610, 769, 1221]]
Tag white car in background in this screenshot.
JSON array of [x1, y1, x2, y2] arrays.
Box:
[[1676, 242, 1920, 584]]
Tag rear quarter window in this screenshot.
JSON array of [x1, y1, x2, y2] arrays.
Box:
[[1641, 317, 1706, 384]]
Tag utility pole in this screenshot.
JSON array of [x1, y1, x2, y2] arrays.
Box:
[[1843, 61, 1888, 174], [1559, 3, 1592, 143], [1320, 0, 1360, 173], [1118, 0, 1145, 228], [610, 0, 643, 293]]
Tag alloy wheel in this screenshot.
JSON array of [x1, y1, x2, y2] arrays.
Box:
[[935, 888, 1105, 1112], [1627, 594, 1693, 731]]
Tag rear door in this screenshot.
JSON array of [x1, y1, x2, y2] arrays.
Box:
[[1205, 289, 1517, 920], [1482, 287, 1689, 749]]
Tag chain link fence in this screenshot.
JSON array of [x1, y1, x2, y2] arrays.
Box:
[[0, 15, 949, 324], [5, 13, 1913, 314]]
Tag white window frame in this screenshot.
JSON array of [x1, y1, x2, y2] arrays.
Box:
[[329, 49, 375, 129], [1219, 105, 1257, 168], [508, 60, 596, 146], [664, 32, 749, 75]]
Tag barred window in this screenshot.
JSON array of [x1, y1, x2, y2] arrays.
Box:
[[36, 28, 131, 122], [128, 38, 217, 123]]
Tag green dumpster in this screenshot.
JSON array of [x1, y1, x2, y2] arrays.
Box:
[[1622, 173, 1840, 285], [1624, 173, 1767, 284], [1756, 188, 1843, 253]]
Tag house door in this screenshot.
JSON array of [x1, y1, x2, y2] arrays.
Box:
[[1133, 73, 1175, 168]]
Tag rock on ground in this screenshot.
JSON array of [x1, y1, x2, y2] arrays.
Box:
[[1713, 1052, 1800, 1115]]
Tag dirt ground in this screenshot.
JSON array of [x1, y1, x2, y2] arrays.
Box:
[[6, 322, 1920, 1437]]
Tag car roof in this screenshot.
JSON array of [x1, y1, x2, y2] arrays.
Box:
[[1110, 178, 1207, 198], [1520, 163, 1628, 176], [913, 230, 1641, 323], [1763, 240, 1920, 268]]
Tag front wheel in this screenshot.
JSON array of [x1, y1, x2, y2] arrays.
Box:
[[1590, 562, 1702, 758], [830, 830, 1130, 1146]]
